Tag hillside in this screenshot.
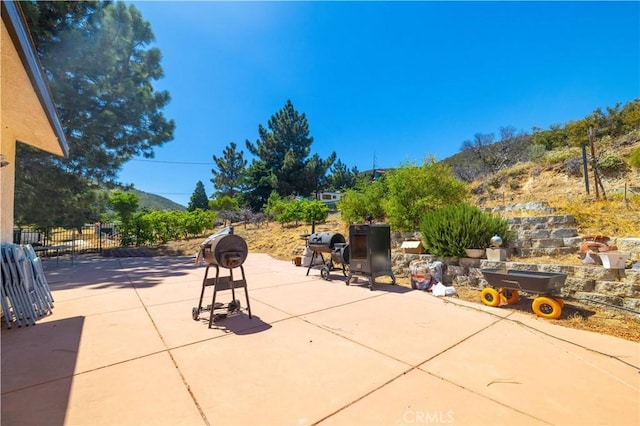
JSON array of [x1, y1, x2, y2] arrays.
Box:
[[120, 188, 186, 211], [472, 132, 640, 237], [161, 131, 640, 258]]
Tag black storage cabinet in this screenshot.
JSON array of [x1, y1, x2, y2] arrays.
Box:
[[346, 223, 395, 290]]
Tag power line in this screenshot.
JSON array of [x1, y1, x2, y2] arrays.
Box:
[[132, 159, 213, 165]]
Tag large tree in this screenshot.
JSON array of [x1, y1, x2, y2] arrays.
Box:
[[211, 141, 247, 199], [15, 1, 174, 227], [245, 100, 335, 209], [327, 159, 359, 191]]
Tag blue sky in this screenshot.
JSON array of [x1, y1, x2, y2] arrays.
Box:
[[119, 1, 640, 207]]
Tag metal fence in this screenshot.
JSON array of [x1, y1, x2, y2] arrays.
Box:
[[13, 223, 121, 257]]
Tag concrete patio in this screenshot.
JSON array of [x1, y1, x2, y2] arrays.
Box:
[[2, 253, 639, 425]]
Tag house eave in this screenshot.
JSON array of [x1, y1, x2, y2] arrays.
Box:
[[1, 0, 69, 157]]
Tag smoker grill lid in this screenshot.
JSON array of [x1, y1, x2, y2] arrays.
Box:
[[307, 232, 346, 252], [197, 227, 248, 268]]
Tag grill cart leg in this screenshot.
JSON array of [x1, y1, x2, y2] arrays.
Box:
[[208, 266, 222, 328], [192, 265, 211, 321], [207, 265, 252, 328], [305, 251, 324, 276], [241, 265, 252, 319]]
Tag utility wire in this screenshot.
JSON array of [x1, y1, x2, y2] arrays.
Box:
[[132, 159, 214, 165]]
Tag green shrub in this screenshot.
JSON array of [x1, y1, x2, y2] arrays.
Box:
[[338, 178, 387, 224], [628, 147, 640, 169], [597, 152, 629, 175], [528, 143, 547, 162], [542, 146, 581, 166], [301, 200, 329, 223], [381, 157, 469, 231], [419, 203, 513, 258]]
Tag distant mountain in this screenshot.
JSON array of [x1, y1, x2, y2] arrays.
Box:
[[127, 188, 186, 211]]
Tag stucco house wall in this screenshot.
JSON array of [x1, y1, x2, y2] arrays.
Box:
[[1, 1, 68, 243]]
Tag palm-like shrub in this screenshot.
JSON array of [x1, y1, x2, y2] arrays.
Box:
[[419, 203, 513, 258]]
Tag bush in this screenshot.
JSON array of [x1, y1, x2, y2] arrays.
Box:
[[301, 200, 329, 223], [338, 178, 387, 224], [628, 147, 640, 169], [597, 152, 629, 176], [542, 146, 582, 166], [272, 198, 329, 226], [528, 143, 547, 162], [382, 157, 469, 231], [419, 203, 513, 258]]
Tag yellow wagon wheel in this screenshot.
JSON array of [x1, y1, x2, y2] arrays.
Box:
[[480, 288, 501, 307], [499, 288, 519, 304], [554, 297, 565, 308], [532, 296, 562, 319]]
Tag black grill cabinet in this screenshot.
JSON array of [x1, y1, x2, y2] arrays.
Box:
[[346, 224, 395, 290]]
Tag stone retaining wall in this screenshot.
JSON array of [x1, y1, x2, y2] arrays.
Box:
[[391, 252, 640, 313], [386, 200, 639, 312]]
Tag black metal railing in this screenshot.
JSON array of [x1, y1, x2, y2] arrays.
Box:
[[12, 223, 121, 257]]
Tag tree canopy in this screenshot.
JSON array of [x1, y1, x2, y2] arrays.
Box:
[[15, 1, 174, 227], [244, 100, 336, 209]]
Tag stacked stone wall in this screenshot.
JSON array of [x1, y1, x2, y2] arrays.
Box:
[[392, 251, 640, 314], [388, 201, 639, 313]]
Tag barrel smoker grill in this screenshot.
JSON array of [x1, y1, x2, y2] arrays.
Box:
[[192, 228, 252, 328], [306, 232, 349, 280]]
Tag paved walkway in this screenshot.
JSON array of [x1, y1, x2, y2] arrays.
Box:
[[2, 253, 639, 425]]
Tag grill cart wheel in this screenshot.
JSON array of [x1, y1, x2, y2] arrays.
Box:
[[320, 266, 330, 280], [500, 288, 519, 304], [228, 299, 241, 314], [192, 307, 199, 321], [480, 288, 501, 307], [532, 296, 562, 319]]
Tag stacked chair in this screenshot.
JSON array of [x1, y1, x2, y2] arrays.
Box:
[[1, 243, 54, 328]]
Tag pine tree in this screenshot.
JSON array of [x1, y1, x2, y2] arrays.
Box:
[[211, 142, 247, 199], [244, 100, 335, 209], [187, 181, 209, 211], [15, 1, 174, 227]]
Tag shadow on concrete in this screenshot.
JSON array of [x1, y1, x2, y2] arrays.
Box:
[[195, 313, 272, 335], [43, 255, 198, 290], [1, 316, 84, 425]]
